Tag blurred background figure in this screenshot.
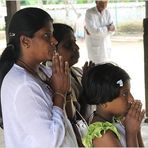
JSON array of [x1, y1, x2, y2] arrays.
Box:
[[85, 0, 115, 64]]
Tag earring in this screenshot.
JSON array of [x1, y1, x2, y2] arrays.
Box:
[[50, 42, 54, 46], [24, 44, 29, 48]]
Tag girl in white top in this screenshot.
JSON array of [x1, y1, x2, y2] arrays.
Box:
[[0, 7, 78, 148]]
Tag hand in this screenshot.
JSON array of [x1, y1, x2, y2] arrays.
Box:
[[107, 24, 115, 32], [124, 100, 145, 135], [82, 61, 95, 75], [51, 52, 70, 95], [82, 61, 95, 84], [84, 26, 90, 35]]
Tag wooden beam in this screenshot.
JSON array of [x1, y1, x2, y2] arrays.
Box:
[[5, 1, 20, 43], [143, 18, 148, 123], [146, 1, 148, 18]]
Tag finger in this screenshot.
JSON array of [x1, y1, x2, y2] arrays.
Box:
[[65, 61, 69, 75], [138, 109, 145, 122], [53, 52, 60, 73], [65, 61, 70, 92], [67, 71, 71, 92], [89, 61, 92, 66], [83, 61, 88, 69], [59, 56, 64, 73], [89, 61, 95, 67], [52, 55, 56, 73], [135, 102, 142, 119], [128, 101, 135, 116], [85, 61, 88, 66]]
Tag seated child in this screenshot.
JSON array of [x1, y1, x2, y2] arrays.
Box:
[[82, 63, 145, 147]]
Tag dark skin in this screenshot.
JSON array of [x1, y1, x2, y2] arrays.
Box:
[[95, 0, 115, 32], [56, 30, 95, 119], [96, 0, 108, 13], [17, 22, 70, 110], [91, 81, 145, 147]]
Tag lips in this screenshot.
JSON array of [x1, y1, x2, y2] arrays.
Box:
[[49, 45, 56, 52]]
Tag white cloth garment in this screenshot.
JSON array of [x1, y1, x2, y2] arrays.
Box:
[[1, 64, 78, 148], [85, 6, 114, 64], [114, 121, 126, 147]]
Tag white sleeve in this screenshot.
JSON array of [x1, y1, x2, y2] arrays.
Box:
[[85, 9, 108, 36], [14, 81, 66, 148], [108, 10, 114, 25], [107, 10, 115, 35]]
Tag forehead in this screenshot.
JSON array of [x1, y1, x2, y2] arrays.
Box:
[[37, 21, 53, 32], [96, 0, 108, 3], [45, 21, 53, 31], [63, 30, 75, 40], [120, 80, 131, 91]]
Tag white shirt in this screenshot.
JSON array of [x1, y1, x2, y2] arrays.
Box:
[[1, 64, 78, 148], [115, 122, 126, 147], [85, 6, 114, 63]]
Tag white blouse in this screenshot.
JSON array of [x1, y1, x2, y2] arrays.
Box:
[[1, 64, 78, 148]]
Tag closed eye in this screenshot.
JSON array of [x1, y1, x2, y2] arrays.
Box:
[[44, 32, 53, 40], [121, 91, 129, 97]]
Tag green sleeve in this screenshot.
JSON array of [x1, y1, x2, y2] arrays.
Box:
[[82, 121, 120, 148]]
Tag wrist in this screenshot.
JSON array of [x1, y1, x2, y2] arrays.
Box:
[[53, 92, 66, 109], [67, 91, 72, 96], [54, 92, 66, 100], [66, 91, 72, 102]]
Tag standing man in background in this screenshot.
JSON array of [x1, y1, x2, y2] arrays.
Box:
[[85, 0, 115, 64]]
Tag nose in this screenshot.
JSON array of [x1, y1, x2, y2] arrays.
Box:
[[50, 36, 58, 46], [128, 93, 134, 104], [75, 43, 79, 51], [76, 45, 79, 51]]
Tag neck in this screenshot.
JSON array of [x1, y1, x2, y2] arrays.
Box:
[[16, 59, 51, 87], [93, 107, 113, 123], [17, 58, 39, 70], [16, 59, 39, 76]]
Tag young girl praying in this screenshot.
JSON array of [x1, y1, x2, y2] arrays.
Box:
[[82, 63, 145, 147]]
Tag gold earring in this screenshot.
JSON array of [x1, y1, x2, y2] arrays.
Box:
[[25, 45, 29, 48], [50, 42, 54, 46], [102, 103, 107, 108]]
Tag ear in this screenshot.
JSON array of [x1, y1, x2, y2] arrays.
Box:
[[100, 103, 107, 108], [20, 35, 31, 49]]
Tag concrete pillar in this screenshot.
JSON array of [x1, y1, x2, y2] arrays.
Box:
[[146, 1, 148, 18], [5, 1, 20, 43]]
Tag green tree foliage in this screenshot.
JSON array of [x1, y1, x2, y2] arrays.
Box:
[[77, 0, 88, 4], [20, 0, 144, 5], [42, 0, 64, 4], [109, 0, 144, 2]]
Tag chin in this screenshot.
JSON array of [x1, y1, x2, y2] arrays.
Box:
[[122, 111, 128, 117]]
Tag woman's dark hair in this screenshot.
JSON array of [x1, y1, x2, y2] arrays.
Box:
[[0, 7, 53, 128], [53, 23, 74, 50], [81, 63, 130, 105], [53, 23, 73, 43]]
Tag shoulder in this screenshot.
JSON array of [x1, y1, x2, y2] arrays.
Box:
[[104, 8, 111, 15], [82, 122, 121, 147], [2, 64, 48, 95], [71, 67, 83, 76], [93, 130, 122, 147], [86, 7, 96, 13]]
